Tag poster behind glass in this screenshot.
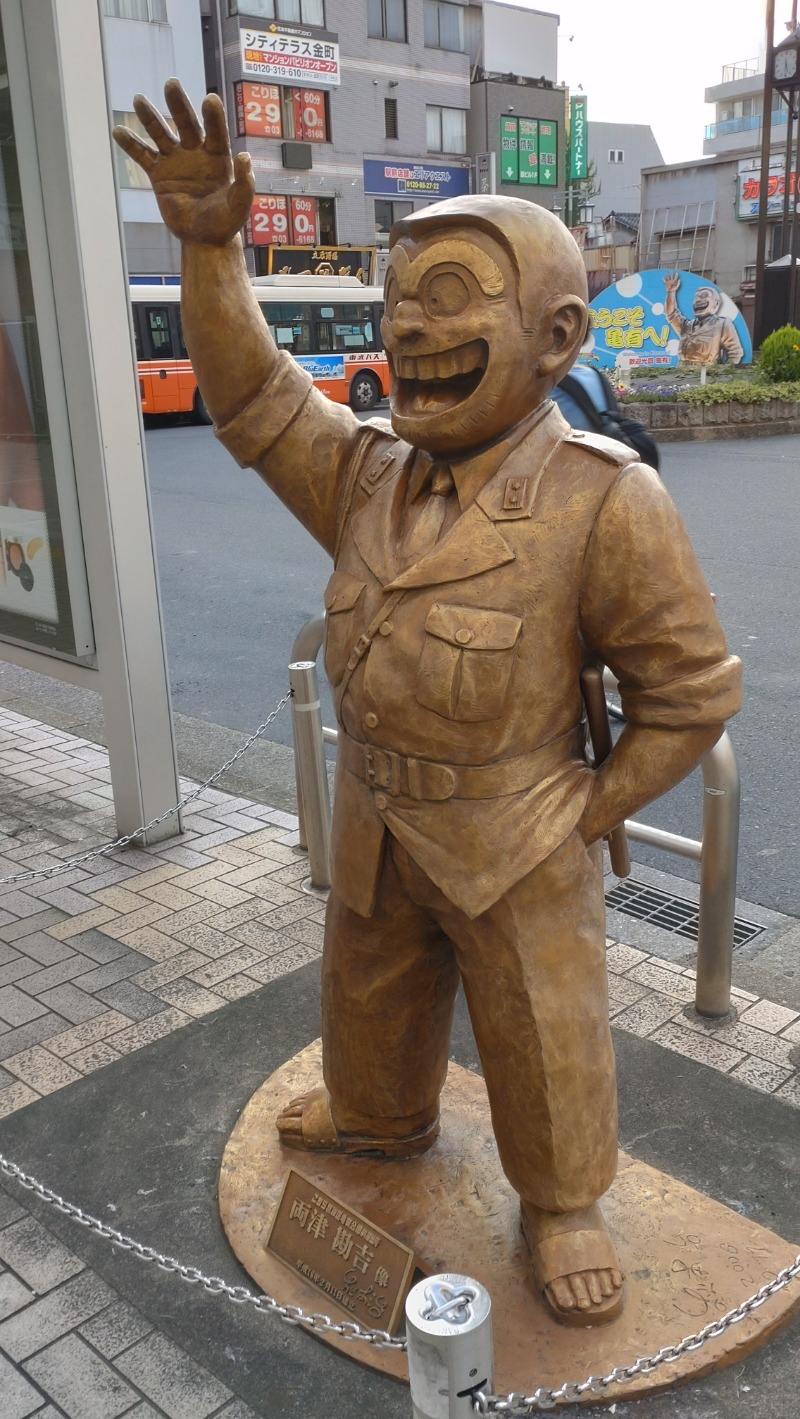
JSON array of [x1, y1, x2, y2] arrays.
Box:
[[0, 13, 87, 656]]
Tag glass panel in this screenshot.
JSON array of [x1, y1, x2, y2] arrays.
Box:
[[301, 0, 325, 23], [103, 0, 150, 18], [385, 0, 406, 41], [375, 198, 393, 238], [233, 0, 275, 17], [147, 308, 174, 358], [277, 0, 301, 20], [149, 0, 168, 19], [440, 107, 466, 153], [426, 106, 442, 151], [0, 10, 78, 652], [438, 2, 463, 51], [367, 0, 383, 37], [423, 0, 439, 46], [315, 322, 333, 350], [112, 112, 152, 190], [317, 198, 336, 244]]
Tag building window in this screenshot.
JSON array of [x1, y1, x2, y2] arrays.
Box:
[[426, 105, 466, 154], [423, 0, 464, 51], [103, 0, 168, 19], [112, 111, 156, 188], [384, 97, 398, 139], [229, 0, 325, 25], [367, 0, 407, 42], [374, 198, 413, 243], [608, 149, 624, 164]]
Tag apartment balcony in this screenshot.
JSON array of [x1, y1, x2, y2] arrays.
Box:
[[704, 106, 788, 156]]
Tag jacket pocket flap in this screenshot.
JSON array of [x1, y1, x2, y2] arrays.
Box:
[[324, 570, 367, 613], [424, 603, 522, 651]]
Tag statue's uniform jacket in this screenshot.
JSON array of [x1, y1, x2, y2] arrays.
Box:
[[218, 352, 742, 1209]]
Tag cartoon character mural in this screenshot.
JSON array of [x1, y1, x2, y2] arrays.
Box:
[[583, 271, 753, 371], [663, 274, 744, 366]]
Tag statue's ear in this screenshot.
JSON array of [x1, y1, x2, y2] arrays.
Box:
[[536, 296, 588, 377]]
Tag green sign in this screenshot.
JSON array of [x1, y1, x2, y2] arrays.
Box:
[[518, 117, 539, 185], [538, 120, 558, 186], [499, 116, 518, 183], [570, 94, 588, 181]]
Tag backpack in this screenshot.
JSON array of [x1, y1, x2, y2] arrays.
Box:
[[558, 370, 660, 472]]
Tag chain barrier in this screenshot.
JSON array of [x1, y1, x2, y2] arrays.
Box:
[[473, 1252, 800, 1414], [0, 1150, 405, 1351], [0, 691, 292, 887], [2, 1145, 798, 1403]]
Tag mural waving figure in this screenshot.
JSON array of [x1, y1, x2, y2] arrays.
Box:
[[114, 84, 741, 1329], [663, 272, 745, 366]]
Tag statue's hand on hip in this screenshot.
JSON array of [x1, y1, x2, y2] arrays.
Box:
[[113, 80, 254, 247]]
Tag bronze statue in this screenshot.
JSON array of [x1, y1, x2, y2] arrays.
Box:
[[114, 84, 742, 1329]]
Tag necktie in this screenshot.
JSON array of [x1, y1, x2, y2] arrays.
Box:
[[400, 462, 455, 568]]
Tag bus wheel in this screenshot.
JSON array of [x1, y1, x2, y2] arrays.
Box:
[[349, 372, 380, 411], [193, 389, 213, 425]]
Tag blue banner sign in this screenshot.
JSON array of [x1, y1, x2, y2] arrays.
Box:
[[363, 159, 470, 200], [296, 354, 346, 379], [583, 271, 752, 370]]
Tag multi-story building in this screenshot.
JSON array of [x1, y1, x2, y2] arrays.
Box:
[[587, 121, 663, 223]]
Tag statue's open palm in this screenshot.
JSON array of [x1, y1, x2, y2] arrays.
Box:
[[113, 80, 254, 246]]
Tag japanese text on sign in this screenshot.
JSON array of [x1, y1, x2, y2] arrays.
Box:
[[240, 27, 340, 88]]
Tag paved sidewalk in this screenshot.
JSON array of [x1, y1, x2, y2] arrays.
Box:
[[0, 705, 798, 1418]]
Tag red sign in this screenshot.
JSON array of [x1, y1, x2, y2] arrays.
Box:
[[235, 82, 282, 139], [246, 195, 290, 246], [298, 89, 327, 142], [290, 196, 316, 245]]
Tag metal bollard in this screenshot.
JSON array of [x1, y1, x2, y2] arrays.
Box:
[[695, 730, 741, 1017], [290, 619, 326, 851], [406, 1274, 493, 1419], [288, 660, 331, 890]]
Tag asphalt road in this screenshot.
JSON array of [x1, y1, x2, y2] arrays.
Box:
[[144, 417, 800, 918]]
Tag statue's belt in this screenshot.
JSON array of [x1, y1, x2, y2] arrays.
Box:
[[338, 727, 583, 803]]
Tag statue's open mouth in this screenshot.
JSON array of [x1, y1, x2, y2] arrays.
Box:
[[389, 340, 487, 415]]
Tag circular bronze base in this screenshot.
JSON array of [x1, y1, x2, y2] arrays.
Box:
[[219, 1041, 800, 1401]]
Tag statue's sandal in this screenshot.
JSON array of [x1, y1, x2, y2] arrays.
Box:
[[277, 1086, 439, 1159], [520, 1204, 625, 1327]]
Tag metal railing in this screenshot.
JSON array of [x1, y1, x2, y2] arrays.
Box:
[[290, 620, 740, 1017]]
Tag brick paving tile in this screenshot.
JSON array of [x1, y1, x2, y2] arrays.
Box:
[[95, 903, 174, 939], [204, 900, 281, 933], [0, 961, 39, 989], [212, 860, 284, 889], [0, 890, 52, 918], [0, 1217, 84, 1292], [158, 846, 213, 869], [217, 920, 282, 957], [66, 1041, 123, 1073], [34, 885, 105, 916], [0, 1351, 46, 1419], [95, 981, 170, 1021], [3, 1047, 82, 1094], [213, 973, 263, 1002], [114, 1331, 233, 1419], [154, 978, 227, 1018], [170, 923, 241, 959], [187, 879, 255, 910], [74, 952, 154, 993], [650, 1022, 747, 1073], [679, 1015, 796, 1069], [0, 1270, 118, 1361], [91, 885, 158, 914], [143, 903, 217, 937], [21, 955, 98, 997], [0, 1194, 26, 1229], [0, 1015, 70, 1064], [12, 932, 76, 967], [216, 1402, 263, 1419], [46, 1012, 130, 1059], [729, 1056, 794, 1093], [255, 898, 321, 930], [185, 827, 244, 853], [46, 906, 121, 941], [775, 1072, 800, 1106], [611, 992, 680, 1038], [0, 1083, 40, 1118], [727, 985, 759, 1002], [36, 985, 108, 1026], [0, 940, 23, 965], [246, 943, 319, 983], [79, 1300, 153, 1359], [782, 1019, 800, 1043], [211, 842, 272, 867], [114, 864, 184, 893], [281, 918, 325, 951], [67, 929, 137, 965], [0, 1271, 33, 1321], [243, 878, 306, 908], [111, 928, 187, 962], [738, 1000, 800, 1034], [131, 951, 207, 992], [138, 882, 203, 912], [0, 987, 49, 1027], [23, 1333, 139, 1419], [265, 859, 314, 886], [625, 961, 697, 1003], [169, 865, 231, 890], [188, 945, 268, 987], [607, 975, 650, 1008], [109, 1009, 191, 1056]]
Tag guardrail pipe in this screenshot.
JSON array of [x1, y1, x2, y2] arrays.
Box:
[[290, 619, 325, 851], [406, 1274, 494, 1419], [695, 731, 740, 1017], [288, 660, 331, 890]]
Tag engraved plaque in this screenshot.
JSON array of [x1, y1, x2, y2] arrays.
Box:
[[266, 1169, 417, 1333]]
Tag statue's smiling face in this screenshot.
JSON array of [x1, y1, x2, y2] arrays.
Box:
[[382, 227, 540, 455]]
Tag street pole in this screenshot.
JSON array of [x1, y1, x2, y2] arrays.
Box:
[[754, 0, 777, 346], [789, 100, 800, 321]]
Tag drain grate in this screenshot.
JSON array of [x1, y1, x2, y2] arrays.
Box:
[[605, 878, 765, 949]]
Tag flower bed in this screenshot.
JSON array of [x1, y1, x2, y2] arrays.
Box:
[[616, 375, 800, 443]]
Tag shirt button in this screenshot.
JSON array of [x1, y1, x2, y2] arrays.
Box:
[[364, 712, 379, 729], [375, 793, 388, 811], [379, 621, 393, 636], [455, 628, 473, 645]]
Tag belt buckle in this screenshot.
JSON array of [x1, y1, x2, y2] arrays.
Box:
[[364, 747, 398, 794]]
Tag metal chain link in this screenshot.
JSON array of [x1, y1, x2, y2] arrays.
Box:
[[0, 1150, 405, 1351], [473, 1252, 800, 1414], [0, 691, 291, 887]]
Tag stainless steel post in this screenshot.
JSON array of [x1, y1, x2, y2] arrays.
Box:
[[288, 660, 331, 890], [289, 619, 325, 851], [406, 1274, 493, 1419], [695, 731, 740, 1018]]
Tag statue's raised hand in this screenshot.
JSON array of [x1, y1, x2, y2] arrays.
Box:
[[113, 80, 254, 246]]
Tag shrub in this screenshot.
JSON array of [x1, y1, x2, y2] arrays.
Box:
[[759, 325, 800, 383]]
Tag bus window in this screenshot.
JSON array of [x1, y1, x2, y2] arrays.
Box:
[[330, 304, 378, 351], [174, 306, 188, 358], [131, 306, 144, 360], [146, 307, 174, 359]]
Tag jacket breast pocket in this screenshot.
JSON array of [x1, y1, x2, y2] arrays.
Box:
[[323, 569, 366, 687], [416, 603, 523, 722]]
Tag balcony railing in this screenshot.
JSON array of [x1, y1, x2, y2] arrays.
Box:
[[705, 109, 788, 140], [721, 59, 759, 82]]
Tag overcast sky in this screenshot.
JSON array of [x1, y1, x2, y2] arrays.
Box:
[[533, 0, 769, 166]]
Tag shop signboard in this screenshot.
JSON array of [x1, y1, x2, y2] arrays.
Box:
[[240, 26, 340, 88], [246, 194, 290, 246], [290, 195, 316, 245], [266, 246, 375, 282], [499, 116, 518, 182], [583, 271, 752, 370], [569, 94, 587, 181], [362, 159, 470, 199], [235, 82, 282, 139], [537, 120, 558, 186], [518, 118, 539, 185], [736, 158, 797, 219]]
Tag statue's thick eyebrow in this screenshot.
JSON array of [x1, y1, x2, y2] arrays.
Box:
[[387, 241, 505, 298]]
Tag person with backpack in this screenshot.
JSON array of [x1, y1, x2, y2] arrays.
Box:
[[552, 362, 660, 472]]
